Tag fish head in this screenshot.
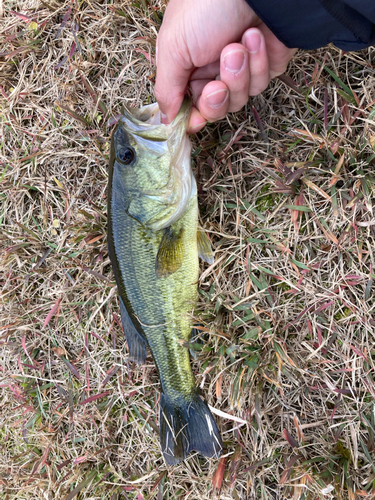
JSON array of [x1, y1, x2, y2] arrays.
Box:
[[110, 98, 195, 231]]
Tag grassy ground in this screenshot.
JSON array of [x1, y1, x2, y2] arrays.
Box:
[[1, 1, 375, 499]]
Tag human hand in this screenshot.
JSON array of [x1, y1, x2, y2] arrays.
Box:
[[154, 0, 298, 133]]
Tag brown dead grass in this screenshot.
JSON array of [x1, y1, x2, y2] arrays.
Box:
[[1, 1, 375, 499]]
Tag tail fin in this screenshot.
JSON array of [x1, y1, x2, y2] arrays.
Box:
[[160, 392, 222, 465]]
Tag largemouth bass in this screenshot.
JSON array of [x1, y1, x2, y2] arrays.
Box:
[[107, 98, 222, 465]]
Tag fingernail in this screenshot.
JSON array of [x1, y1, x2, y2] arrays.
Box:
[[205, 89, 228, 109], [223, 50, 246, 74], [160, 111, 168, 124], [245, 30, 261, 53]]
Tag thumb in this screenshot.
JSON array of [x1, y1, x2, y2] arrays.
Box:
[[154, 35, 192, 124]]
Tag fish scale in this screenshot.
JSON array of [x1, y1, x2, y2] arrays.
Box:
[[107, 98, 222, 464], [110, 197, 198, 395]]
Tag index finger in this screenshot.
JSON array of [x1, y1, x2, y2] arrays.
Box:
[[154, 33, 192, 124]]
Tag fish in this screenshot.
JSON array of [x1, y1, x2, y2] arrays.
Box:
[[107, 98, 223, 465]]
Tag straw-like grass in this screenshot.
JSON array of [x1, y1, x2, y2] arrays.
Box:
[[1, 1, 375, 499]]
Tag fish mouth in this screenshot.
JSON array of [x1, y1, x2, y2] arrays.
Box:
[[121, 97, 191, 141], [122, 102, 161, 127]]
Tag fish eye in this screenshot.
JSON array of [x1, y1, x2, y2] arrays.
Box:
[[117, 147, 135, 165]]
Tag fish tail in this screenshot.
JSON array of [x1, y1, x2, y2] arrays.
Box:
[[160, 391, 222, 465]]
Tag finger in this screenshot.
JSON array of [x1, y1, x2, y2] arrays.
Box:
[[257, 23, 298, 78], [190, 61, 220, 82], [187, 106, 207, 134], [187, 79, 214, 133], [154, 32, 192, 124], [196, 80, 230, 123], [219, 43, 250, 113], [188, 79, 215, 133], [242, 28, 270, 96], [190, 78, 211, 104]]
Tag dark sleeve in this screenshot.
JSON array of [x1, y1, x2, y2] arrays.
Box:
[[244, 0, 375, 50]]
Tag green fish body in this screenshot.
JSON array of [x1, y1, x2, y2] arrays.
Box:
[[107, 99, 222, 465]]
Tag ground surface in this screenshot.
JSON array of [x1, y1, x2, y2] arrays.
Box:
[[1, 1, 375, 499]]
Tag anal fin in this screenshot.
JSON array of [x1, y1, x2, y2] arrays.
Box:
[[119, 297, 147, 364], [189, 325, 204, 360], [197, 228, 214, 264]]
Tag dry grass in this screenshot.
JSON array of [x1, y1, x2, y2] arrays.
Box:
[[1, 1, 375, 499]]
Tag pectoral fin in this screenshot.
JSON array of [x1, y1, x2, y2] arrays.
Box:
[[119, 297, 148, 364], [197, 228, 214, 264], [156, 226, 184, 278]]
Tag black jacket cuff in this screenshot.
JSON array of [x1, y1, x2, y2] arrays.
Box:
[[244, 0, 375, 50]]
